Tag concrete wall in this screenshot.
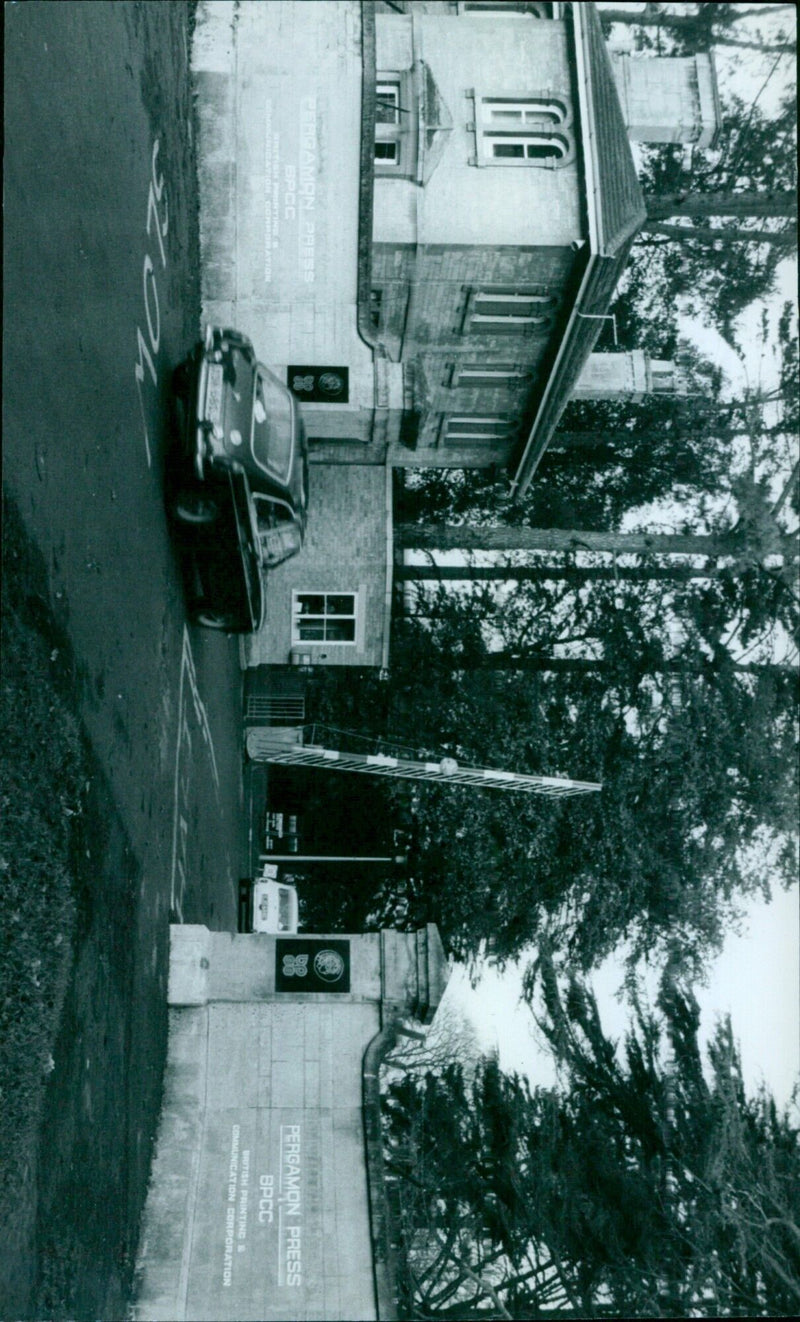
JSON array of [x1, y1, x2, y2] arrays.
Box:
[[132, 998, 380, 1322], [192, 0, 376, 438], [133, 924, 449, 1321], [243, 465, 390, 669], [611, 52, 720, 149]]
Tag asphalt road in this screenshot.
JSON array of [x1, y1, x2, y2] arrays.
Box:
[[3, 3, 251, 1314]]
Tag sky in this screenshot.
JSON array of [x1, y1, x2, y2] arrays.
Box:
[[448, 877, 799, 1111], [448, 2, 799, 1116]]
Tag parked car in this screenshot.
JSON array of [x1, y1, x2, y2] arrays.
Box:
[[169, 325, 309, 632]]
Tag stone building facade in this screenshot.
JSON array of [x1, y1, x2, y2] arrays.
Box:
[[190, 0, 719, 668]]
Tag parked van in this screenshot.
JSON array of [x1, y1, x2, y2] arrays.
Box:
[[252, 877, 298, 934]]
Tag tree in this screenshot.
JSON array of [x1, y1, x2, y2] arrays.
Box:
[[623, 86, 797, 343], [399, 523, 747, 555], [383, 572, 799, 974], [523, 951, 800, 1315], [600, 3, 796, 56], [381, 959, 800, 1317]]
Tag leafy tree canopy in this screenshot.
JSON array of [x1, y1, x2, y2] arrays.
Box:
[[381, 956, 800, 1317]]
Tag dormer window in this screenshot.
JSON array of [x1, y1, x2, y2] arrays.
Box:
[[375, 75, 418, 175]]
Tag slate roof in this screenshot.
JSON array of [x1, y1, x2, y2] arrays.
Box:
[[582, 1, 647, 258], [511, 2, 647, 496]]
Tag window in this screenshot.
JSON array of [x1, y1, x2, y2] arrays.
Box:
[[445, 416, 514, 442], [462, 2, 554, 13], [464, 288, 556, 334], [472, 94, 574, 167], [375, 79, 404, 170], [376, 83, 400, 124], [253, 368, 294, 484], [489, 137, 569, 162], [375, 141, 399, 164], [482, 97, 569, 128], [453, 364, 530, 388], [253, 494, 303, 569], [292, 592, 357, 644]]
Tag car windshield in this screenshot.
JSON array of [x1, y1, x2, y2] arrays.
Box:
[[251, 368, 294, 487], [253, 494, 303, 567]]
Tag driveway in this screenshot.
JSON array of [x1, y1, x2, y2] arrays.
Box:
[[3, 4, 251, 1314]]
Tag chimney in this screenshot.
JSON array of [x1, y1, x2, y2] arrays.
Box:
[[611, 51, 722, 151]]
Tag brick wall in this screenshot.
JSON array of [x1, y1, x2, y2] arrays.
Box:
[[244, 466, 389, 669], [372, 241, 579, 464]]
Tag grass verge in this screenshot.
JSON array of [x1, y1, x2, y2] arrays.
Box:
[[0, 492, 89, 1313]]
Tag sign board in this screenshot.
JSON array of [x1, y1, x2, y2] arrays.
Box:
[[287, 365, 349, 404], [275, 938, 351, 993]]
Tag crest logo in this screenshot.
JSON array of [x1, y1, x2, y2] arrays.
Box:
[[318, 372, 345, 396], [313, 949, 346, 983], [282, 953, 309, 978]]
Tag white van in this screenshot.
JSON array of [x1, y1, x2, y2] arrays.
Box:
[[252, 877, 298, 934]]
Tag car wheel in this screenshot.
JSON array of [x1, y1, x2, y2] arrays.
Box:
[[192, 606, 240, 631], [173, 489, 219, 526]]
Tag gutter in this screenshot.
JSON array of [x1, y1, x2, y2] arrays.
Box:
[[357, 2, 379, 352], [510, 2, 602, 500], [382, 464, 394, 673]]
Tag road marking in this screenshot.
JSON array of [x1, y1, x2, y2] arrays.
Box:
[[134, 137, 170, 469], [169, 625, 221, 920]]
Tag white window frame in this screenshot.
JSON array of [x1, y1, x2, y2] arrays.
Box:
[[468, 90, 575, 167], [376, 83, 400, 125], [375, 77, 404, 171], [444, 416, 513, 442], [292, 591, 358, 646], [463, 288, 556, 335], [459, 2, 558, 15], [453, 364, 530, 388], [486, 134, 572, 164], [481, 97, 571, 128]]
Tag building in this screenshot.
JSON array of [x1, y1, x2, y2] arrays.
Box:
[[191, 0, 719, 671]]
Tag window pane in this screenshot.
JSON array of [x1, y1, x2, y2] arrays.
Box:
[[376, 84, 399, 124], [326, 619, 356, 642], [253, 370, 294, 485], [375, 141, 398, 161], [490, 108, 523, 123], [298, 620, 325, 641], [492, 142, 525, 158], [526, 141, 563, 160], [298, 594, 325, 615], [326, 594, 355, 616]]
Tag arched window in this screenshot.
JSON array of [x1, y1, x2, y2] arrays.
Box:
[[471, 93, 575, 167]]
